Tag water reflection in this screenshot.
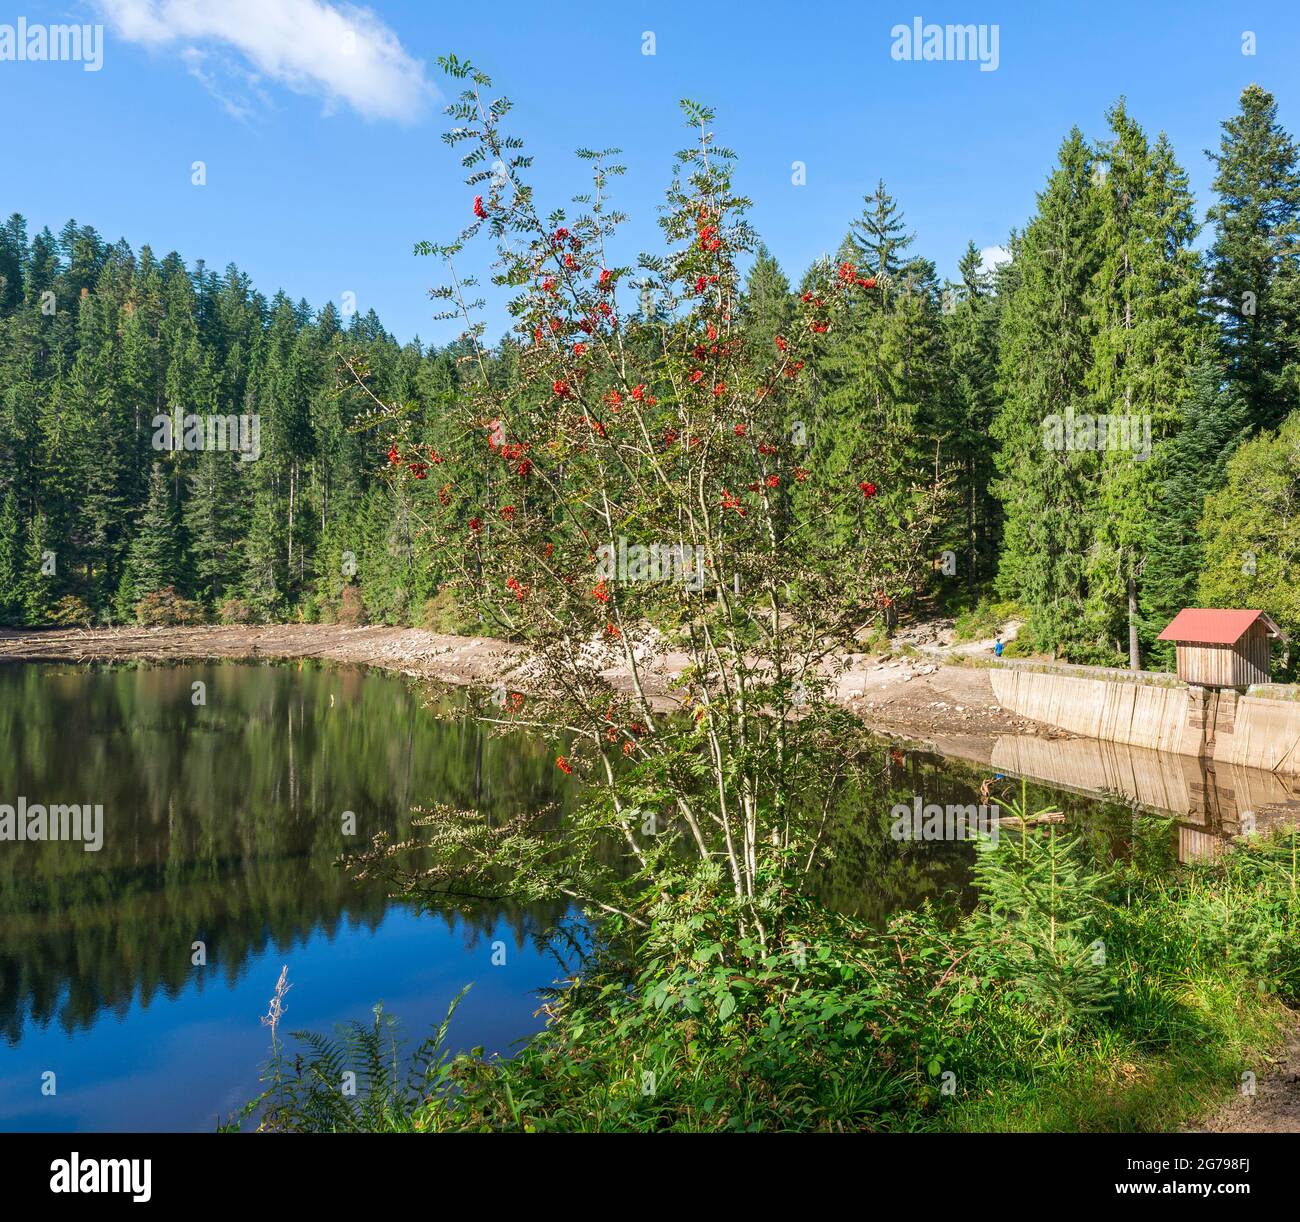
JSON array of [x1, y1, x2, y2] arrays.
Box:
[[3, 660, 1292, 1130], [0, 662, 570, 1130], [990, 735, 1300, 862]]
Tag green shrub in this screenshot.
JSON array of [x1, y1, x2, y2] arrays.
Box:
[[234, 801, 1300, 1133], [422, 586, 478, 635]]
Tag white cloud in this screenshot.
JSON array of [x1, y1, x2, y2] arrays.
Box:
[[978, 244, 1011, 276], [96, 0, 434, 122], [178, 47, 271, 122]]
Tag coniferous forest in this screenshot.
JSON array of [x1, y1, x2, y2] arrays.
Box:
[[1, 84, 1298, 670]]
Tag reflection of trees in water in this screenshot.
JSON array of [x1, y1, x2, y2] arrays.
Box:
[[813, 746, 1178, 926], [0, 664, 1183, 1043], [0, 663, 570, 1044]]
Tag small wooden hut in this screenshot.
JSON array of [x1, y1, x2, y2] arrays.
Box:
[[1156, 608, 1285, 688]]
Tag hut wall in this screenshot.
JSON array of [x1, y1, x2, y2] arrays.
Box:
[[1175, 624, 1272, 687]]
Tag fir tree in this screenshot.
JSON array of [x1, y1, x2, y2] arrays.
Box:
[[23, 511, 59, 625], [1205, 84, 1300, 432], [992, 130, 1101, 658], [939, 242, 1001, 594], [0, 491, 25, 625], [1085, 104, 1206, 666], [1140, 352, 1249, 667], [127, 464, 182, 602], [847, 180, 915, 284]]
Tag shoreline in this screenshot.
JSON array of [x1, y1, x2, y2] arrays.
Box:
[[0, 623, 1046, 756]]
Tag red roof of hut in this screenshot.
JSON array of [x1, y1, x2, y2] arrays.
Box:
[[1156, 609, 1284, 646]]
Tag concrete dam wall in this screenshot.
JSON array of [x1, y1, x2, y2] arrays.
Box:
[[987, 661, 1300, 776]]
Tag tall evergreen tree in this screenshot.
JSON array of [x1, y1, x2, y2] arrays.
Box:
[[816, 186, 946, 576], [127, 464, 182, 602], [1140, 351, 1249, 666], [184, 447, 247, 608], [0, 491, 24, 626], [23, 511, 59, 625], [939, 242, 1001, 594], [847, 180, 915, 283], [992, 130, 1101, 658], [1205, 84, 1300, 432], [740, 244, 793, 363], [1085, 104, 1206, 667]]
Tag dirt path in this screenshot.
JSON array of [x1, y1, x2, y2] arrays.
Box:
[[0, 623, 1046, 749], [1190, 1022, 1300, 1133]]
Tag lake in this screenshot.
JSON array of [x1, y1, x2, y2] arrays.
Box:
[[0, 660, 1268, 1131]]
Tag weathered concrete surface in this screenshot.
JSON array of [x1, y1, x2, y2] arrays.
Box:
[[990, 732, 1300, 819], [988, 663, 1199, 755], [1217, 687, 1300, 774], [988, 661, 1300, 776]]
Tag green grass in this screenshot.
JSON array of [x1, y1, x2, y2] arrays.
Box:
[[951, 598, 1024, 644]]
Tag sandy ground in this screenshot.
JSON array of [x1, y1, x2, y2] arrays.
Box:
[[0, 622, 1045, 748]]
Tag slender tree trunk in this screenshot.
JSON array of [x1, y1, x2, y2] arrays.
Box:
[[1128, 574, 1141, 671], [287, 462, 296, 589], [966, 460, 977, 595]]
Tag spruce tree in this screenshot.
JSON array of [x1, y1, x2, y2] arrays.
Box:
[[0, 491, 25, 626], [847, 180, 915, 283], [23, 511, 59, 626], [1140, 352, 1249, 667], [184, 447, 247, 608], [1205, 84, 1300, 432], [816, 187, 945, 574], [740, 244, 793, 365], [939, 242, 1000, 595], [992, 130, 1101, 658], [127, 464, 182, 602], [1085, 105, 1205, 667]]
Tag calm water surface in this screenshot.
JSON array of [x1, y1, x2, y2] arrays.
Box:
[[0, 663, 571, 1132], [0, 660, 1260, 1131]]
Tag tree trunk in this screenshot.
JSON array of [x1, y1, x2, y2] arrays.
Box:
[[965, 459, 976, 595], [1127, 574, 1141, 671]]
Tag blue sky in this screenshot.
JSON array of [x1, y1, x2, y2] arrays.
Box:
[[2, 1, 1299, 346]]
